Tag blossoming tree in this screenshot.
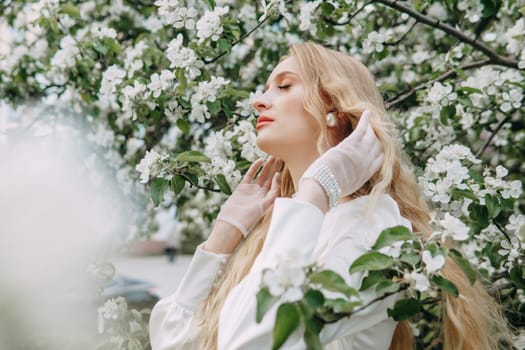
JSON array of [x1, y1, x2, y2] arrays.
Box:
[[1, 0, 524, 348]]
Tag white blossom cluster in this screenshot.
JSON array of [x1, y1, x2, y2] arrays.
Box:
[[457, 0, 484, 23], [99, 65, 127, 110], [503, 18, 525, 69], [196, 6, 229, 44], [298, 0, 321, 33], [166, 34, 204, 79], [261, 250, 307, 302], [190, 76, 230, 122], [154, 0, 198, 29], [135, 149, 169, 183]]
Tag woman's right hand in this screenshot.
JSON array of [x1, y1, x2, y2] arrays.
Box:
[[298, 111, 383, 208], [203, 157, 282, 254]]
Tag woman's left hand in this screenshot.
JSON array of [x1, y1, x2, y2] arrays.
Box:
[[215, 157, 283, 237]]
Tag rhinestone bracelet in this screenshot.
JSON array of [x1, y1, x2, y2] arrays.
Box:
[[310, 164, 341, 209]]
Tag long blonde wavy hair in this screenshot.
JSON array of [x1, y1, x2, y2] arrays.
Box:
[[198, 42, 509, 349]]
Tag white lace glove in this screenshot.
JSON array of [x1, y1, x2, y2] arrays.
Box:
[[299, 110, 383, 208], [216, 157, 282, 237]]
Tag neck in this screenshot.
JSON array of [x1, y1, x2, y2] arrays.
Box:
[[283, 153, 319, 192]]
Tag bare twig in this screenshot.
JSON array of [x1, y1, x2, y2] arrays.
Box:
[[321, 1, 372, 26], [475, 114, 512, 157], [372, 0, 520, 69], [385, 59, 490, 109], [205, 14, 272, 64], [323, 285, 409, 324], [384, 20, 419, 47], [178, 173, 222, 193]]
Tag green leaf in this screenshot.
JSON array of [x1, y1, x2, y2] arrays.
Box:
[[451, 188, 479, 203], [432, 275, 459, 297], [303, 317, 323, 350], [457, 86, 483, 94], [204, 0, 215, 9], [309, 270, 358, 297], [371, 225, 413, 250], [60, 3, 80, 17], [272, 303, 300, 350], [224, 87, 250, 99], [207, 100, 222, 115], [320, 2, 335, 14], [439, 105, 455, 125], [176, 118, 190, 134], [387, 298, 421, 321], [449, 249, 477, 284], [375, 280, 401, 294], [217, 38, 232, 54], [171, 175, 185, 194], [349, 252, 394, 273], [485, 194, 501, 219], [256, 287, 276, 323], [176, 150, 211, 163], [150, 178, 169, 207], [214, 174, 232, 195], [324, 298, 361, 313], [359, 271, 383, 291], [303, 290, 324, 310], [509, 266, 525, 290]]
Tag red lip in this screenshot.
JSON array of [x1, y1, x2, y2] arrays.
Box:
[[256, 116, 274, 130]]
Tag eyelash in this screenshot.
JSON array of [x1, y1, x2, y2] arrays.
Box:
[[278, 85, 291, 90]]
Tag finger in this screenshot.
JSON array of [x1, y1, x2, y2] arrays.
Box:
[[350, 110, 370, 140], [241, 158, 265, 184], [255, 156, 277, 186], [263, 172, 281, 210]]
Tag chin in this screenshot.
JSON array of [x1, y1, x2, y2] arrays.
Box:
[[256, 134, 282, 159]]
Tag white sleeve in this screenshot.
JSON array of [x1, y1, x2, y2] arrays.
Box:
[[149, 243, 230, 350], [217, 196, 410, 350]]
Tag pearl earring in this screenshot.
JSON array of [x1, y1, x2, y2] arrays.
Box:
[[326, 112, 337, 127]]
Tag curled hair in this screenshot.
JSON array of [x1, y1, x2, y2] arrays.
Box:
[[198, 42, 509, 349]]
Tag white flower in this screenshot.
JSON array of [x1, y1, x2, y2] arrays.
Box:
[[495, 165, 509, 178], [50, 35, 79, 68], [506, 214, 525, 238], [136, 150, 160, 183], [439, 213, 470, 241], [91, 24, 117, 39], [405, 271, 430, 292], [427, 82, 456, 106], [195, 6, 228, 44], [298, 0, 321, 32], [502, 180, 522, 199], [363, 31, 385, 54], [100, 65, 126, 96], [166, 34, 204, 79], [148, 69, 174, 98], [261, 252, 306, 302], [422, 250, 445, 273]]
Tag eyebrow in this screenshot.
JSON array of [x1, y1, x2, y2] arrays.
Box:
[[264, 71, 298, 91]]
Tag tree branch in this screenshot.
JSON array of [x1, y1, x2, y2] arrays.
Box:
[[321, 1, 372, 26], [372, 0, 520, 69], [475, 114, 512, 158], [384, 20, 419, 47], [323, 285, 409, 324], [204, 14, 272, 64], [385, 59, 490, 109]]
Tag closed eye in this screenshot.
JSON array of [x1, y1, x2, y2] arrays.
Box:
[[278, 85, 291, 90]]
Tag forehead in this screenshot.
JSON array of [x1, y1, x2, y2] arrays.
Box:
[[267, 57, 298, 81]]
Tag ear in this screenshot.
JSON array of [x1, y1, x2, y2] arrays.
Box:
[[327, 112, 354, 146]]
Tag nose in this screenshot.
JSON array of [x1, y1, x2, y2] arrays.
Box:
[[251, 93, 271, 112]]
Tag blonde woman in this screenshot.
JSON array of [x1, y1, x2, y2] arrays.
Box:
[[149, 42, 506, 349]]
